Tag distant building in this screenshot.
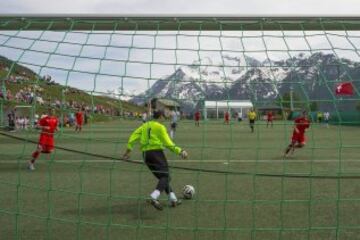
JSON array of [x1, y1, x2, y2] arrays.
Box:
[[151, 98, 180, 117], [204, 100, 253, 119]]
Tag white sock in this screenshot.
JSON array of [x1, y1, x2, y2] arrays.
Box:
[[150, 190, 160, 200], [170, 131, 174, 139], [169, 192, 177, 201]]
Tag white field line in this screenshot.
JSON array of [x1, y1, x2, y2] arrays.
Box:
[[0, 159, 359, 163]]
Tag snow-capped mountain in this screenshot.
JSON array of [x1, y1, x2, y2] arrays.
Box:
[[133, 55, 259, 104], [132, 53, 360, 111]]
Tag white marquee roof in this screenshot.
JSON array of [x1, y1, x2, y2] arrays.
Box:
[[205, 100, 253, 108]]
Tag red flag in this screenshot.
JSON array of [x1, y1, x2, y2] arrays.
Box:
[[335, 82, 354, 95]]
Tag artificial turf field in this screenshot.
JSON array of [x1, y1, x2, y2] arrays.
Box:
[[0, 119, 360, 240]]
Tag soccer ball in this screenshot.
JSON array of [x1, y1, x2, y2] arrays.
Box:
[[182, 185, 195, 199]]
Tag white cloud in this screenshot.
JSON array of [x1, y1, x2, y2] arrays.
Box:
[[1, 29, 359, 95], [1, 1, 360, 96]]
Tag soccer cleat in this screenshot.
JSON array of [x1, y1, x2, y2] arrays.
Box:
[[148, 199, 163, 211], [284, 146, 293, 158], [290, 147, 295, 156], [28, 163, 35, 171], [169, 199, 182, 208]]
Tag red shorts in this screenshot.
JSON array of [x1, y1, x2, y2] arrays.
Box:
[[292, 133, 306, 145], [38, 134, 54, 153], [195, 117, 200, 121], [76, 119, 83, 126], [267, 118, 273, 122]]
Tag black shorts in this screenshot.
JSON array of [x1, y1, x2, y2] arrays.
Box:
[[249, 119, 255, 124], [9, 120, 15, 128], [144, 150, 170, 179], [171, 122, 177, 129]]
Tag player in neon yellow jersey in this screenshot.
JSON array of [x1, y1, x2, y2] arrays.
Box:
[[247, 108, 257, 133], [123, 110, 188, 210]]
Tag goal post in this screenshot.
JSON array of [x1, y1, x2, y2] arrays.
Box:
[[2, 15, 360, 31]]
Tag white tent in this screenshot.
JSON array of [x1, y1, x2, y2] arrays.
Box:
[[204, 100, 253, 119]]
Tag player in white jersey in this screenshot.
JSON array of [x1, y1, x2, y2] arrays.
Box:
[[170, 110, 178, 139], [323, 111, 330, 128], [142, 111, 148, 123]]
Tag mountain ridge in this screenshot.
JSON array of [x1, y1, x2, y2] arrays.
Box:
[[133, 52, 360, 112]]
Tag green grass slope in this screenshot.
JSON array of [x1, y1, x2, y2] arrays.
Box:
[[0, 56, 144, 116]]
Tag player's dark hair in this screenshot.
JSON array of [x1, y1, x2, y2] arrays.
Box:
[[153, 110, 164, 119]]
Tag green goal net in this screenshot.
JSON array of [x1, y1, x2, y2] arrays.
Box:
[[0, 16, 360, 240]]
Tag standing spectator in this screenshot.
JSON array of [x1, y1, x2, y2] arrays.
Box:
[[63, 115, 69, 127], [317, 111, 323, 123], [24, 117, 30, 129], [19, 117, 25, 130], [142, 111, 148, 123], [6, 89, 12, 101], [84, 111, 88, 125], [236, 112, 242, 122], [324, 111, 330, 128], [15, 91, 22, 102], [69, 112, 75, 126], [29, 91, 34, 104], [15, 117, 20, 130], [7, 110, 15, 131]]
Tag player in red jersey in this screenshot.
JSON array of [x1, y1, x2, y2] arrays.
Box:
[[266, 111, 274, 128], [75, 108, 84, 132], [28, 108, 58, 170], [194, 111, 201, 127], [224, 111, 230, 124], [284, 110, 310, 157]]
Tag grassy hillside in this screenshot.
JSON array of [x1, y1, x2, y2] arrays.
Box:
[[0, 56, 144, 117], [0, 55, 37, 78]]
